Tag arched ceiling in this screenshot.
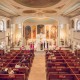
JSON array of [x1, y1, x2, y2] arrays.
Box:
[[0, 0, 79, 18]]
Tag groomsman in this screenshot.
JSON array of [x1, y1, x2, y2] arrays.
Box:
[[47, 41, 49, 50], [44, 41, 45, 49]]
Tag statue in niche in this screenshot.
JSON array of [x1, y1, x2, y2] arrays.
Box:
[[37, 25, 45, 34]]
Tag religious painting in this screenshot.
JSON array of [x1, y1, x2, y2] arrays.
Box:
[[37, 24, 45, 34], [50, 26, 57, 39], [25, 26, 31, 40], [32, 25, 36, 39], [46, 26, 49, 39]]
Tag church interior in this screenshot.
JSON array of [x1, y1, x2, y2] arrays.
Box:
[[0, 0, 80, 80]]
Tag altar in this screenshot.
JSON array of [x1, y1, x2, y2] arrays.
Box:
[[24, 24, 58, 51], [36, 33, 46, 51]]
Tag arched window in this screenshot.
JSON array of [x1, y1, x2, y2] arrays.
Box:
[[0, 20, 4, 32], [76, 20, 80, 31]]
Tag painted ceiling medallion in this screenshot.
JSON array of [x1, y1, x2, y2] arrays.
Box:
[[23, 10, 36, 13], [14, 0, 61, 8], [43, 10, 57, 13]]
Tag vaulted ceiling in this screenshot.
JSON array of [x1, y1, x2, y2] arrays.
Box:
[[0, 0, 80, 18]]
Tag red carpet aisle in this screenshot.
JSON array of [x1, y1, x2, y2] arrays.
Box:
[[28, 51, 46, 80]]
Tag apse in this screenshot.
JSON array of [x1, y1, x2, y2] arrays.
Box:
[[23, 17, 58, 51]]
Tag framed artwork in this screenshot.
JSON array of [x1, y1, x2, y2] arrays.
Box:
[[46, 26, 49, 39], [32, 25, 36, 39], [25, 26, 31, 40], [50, 26, 57, 39], [37, 24, 45, 34]]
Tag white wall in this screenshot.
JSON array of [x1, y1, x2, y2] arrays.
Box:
[[0, 16, 11, 52], [11, 15, 69, 24], [69, 15, 80, 51]]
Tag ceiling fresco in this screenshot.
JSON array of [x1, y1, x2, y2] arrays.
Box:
[[43, 10, 57, 13], [14, 0, 61, 8], [0, 0, 79, 17], [23, 10, 36, 13]]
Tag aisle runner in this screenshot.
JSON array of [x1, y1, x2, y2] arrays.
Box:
[[28, 51, 46, 80]]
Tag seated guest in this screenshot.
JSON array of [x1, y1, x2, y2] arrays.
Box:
[[48, 55, 52, 60], [22, 54, 25, 58], [0, 68, 4, 74], [0, 58, 2, 62], [15, 63, 21, 68], [48, 54, 55, 60], [4, 67, 8, 71], [8, 68, 15, 78], [13, 69, 19, 74], [21, 58, 26, 63], [0, 67, 8, 74], [52, 56, 56, 60], [21, 63, 29, 70], [20, 55, 25, 62], [47, 51, 52, 54], [8, 68, 14, 74], [0, 63, 3, 67]]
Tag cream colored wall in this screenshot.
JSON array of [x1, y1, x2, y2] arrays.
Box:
[[59, 24, 70, 47], [0, 16, 7, 44], [0, 16, 11, 52], [11, 15, 69, 24], [68, 15, 80, 52], [0, 15, 71, 51], [11, 15, 70, 47]]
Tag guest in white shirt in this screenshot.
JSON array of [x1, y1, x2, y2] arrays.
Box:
[[8, 68, 15, 78], [15, 63, 21, 68]]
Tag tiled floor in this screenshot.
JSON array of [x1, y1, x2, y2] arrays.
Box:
[[28, 51, 46, 80]]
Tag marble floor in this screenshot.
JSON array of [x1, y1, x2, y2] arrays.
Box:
[[28, 51, 46, 80]]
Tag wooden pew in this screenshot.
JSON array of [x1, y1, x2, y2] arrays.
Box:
[[48, 73, 78, 80], [0, 74, 25, 80]]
